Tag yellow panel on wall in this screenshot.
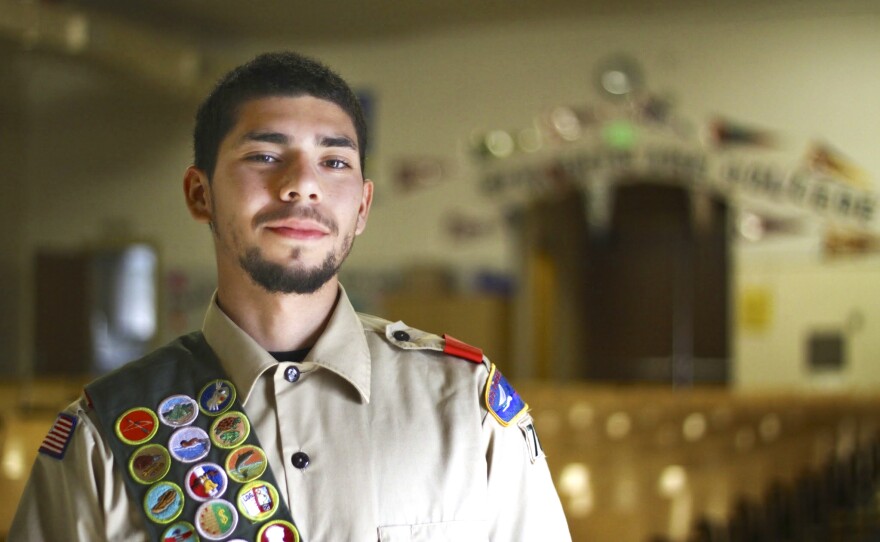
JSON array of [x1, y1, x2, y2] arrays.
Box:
[[738, 286, 773, 333]]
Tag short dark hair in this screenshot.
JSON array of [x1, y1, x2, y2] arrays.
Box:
[[193, 51, 368, 179]]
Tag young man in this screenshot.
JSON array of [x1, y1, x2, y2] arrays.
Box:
[[11, 52, 571, 541]]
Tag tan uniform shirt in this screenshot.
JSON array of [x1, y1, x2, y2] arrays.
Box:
[[11, 287, 571, 541]]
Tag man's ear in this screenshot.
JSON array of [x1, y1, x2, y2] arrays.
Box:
[[355, 179, 374, 236], [184, 166, 212, 224]]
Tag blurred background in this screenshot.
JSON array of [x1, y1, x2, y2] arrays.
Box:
[[1, 1, 879, 540]]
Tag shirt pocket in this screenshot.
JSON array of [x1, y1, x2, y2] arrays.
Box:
[[378, 520, 488, 542]]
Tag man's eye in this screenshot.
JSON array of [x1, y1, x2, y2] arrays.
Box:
[[324, 158, 350, 170], [247, 154, 278, 163]]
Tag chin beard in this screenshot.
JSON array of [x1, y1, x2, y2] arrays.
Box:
[[239, 236, 353, 295]]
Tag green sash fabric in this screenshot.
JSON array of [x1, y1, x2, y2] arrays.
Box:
[[85, 331, 298, 541]]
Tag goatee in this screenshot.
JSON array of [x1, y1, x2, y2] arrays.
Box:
[[238, 234, 353, 294]]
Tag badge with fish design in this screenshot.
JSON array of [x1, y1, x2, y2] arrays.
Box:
[[158, 394, 198, 427], [144, 480, 184, 524], [198, 379, 236, 416], [225, 444, 268, 483], [210, 411, 250, 449], [168, 426, 211, 463], [129, 443, 171, 484]]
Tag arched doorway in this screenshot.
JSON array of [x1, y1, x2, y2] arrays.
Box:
[[516, 181, 729, 384]]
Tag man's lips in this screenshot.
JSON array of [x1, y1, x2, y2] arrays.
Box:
[[266, 226, 327, 239], [265, 220, 330, 240]]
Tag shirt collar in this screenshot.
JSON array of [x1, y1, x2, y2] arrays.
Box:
[[201, 284, 372, 405]]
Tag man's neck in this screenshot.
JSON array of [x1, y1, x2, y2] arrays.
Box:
[[215, 274, 340, 353]]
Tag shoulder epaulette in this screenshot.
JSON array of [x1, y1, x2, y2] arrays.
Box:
[[441, 334, 483, 364], [382, 321, 484, 364]]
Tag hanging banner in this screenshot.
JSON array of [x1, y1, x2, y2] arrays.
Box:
[[479, 140, 876, 228]]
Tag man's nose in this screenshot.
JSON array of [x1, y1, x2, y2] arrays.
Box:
[[279, 159, 322, 203]]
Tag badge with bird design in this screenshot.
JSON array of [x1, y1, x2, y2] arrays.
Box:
[[484, 364, 528, 426], [198, 379, 236, 416]]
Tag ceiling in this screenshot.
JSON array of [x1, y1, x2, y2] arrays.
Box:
[[3, 0, 874, 101], [59, 0, 879, 48], [61, 0, 675, 45]]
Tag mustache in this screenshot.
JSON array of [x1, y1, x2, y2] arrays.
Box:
[[254, 205, 338, 235]]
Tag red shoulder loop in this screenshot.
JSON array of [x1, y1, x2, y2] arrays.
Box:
[[83, 388, 94, 409], [442, 334, 484, 364]]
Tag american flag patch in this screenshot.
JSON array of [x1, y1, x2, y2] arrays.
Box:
[[39, 413, 78, 460]]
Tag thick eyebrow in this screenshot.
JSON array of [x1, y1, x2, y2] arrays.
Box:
[[238, 131, 289, 146], [319, 135, 358, 152], [236, 131, 357, 152]]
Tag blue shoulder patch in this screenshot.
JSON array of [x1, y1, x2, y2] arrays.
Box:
[[39, 413, 78, 460], [484, 364, 528, 426]]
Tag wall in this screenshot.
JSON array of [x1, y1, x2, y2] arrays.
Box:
[[3, 6, 879, 387], [0, 47, 27, 376], [735, 253, 880, 390]]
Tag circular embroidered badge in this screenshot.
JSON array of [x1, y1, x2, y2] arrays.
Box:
[[129, 443, 171, 485], [257, 520, 300, 542], [195, 499, 238, 541], [116, 407, 159, 445], [238, 480, 280, 523], [144, 481, 184, 524], [198, 380, 236, 417], [158, 394, 198, 427], [168, 426, 211, 464], [185, 462, 228, 502], [210, 411, 250, 449], [161, 521, 198, 542], [225, 444, 268, 484]]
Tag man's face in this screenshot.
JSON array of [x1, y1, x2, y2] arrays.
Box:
[[190, 95, 373, 294]]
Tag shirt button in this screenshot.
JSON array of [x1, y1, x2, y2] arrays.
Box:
[[291, 451, 310, 470], [392, 330, 410, 342], [284, 366, 300, 383]]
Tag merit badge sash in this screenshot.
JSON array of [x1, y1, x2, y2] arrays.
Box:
[[85, 332, 301, 542]]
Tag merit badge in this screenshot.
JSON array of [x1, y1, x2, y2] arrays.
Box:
[[225, 444, 268, 483], [484, 364, 528, 427], [161, 521, 197, 542], [210, 411, 250, 449], [185, 462, 229, 502], [195, 499, 239, 541], [39, 413, 78, 460], [257, 520, 300, 542], [116, 407, 159, 445], [168, 426, 211, 463], [144, 481, 184, 524], [198, 380, 236, 416], [129, 443, 172, 484], [158, 394, 198, 427], [238, 480, 280, 522]]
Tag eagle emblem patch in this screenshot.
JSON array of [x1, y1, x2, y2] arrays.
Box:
[[484, 364, 528, 426]]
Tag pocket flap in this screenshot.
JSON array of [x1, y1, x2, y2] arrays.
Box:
[[378, 520, 487, 542]]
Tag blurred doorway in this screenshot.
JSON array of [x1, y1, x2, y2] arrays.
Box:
[[517, 182, 729, 384], [33, 243, 159, 377]]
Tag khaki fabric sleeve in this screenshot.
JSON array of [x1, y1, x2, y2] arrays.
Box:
[[9, 398, 149, 542], [482, 409, 572, 541]]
